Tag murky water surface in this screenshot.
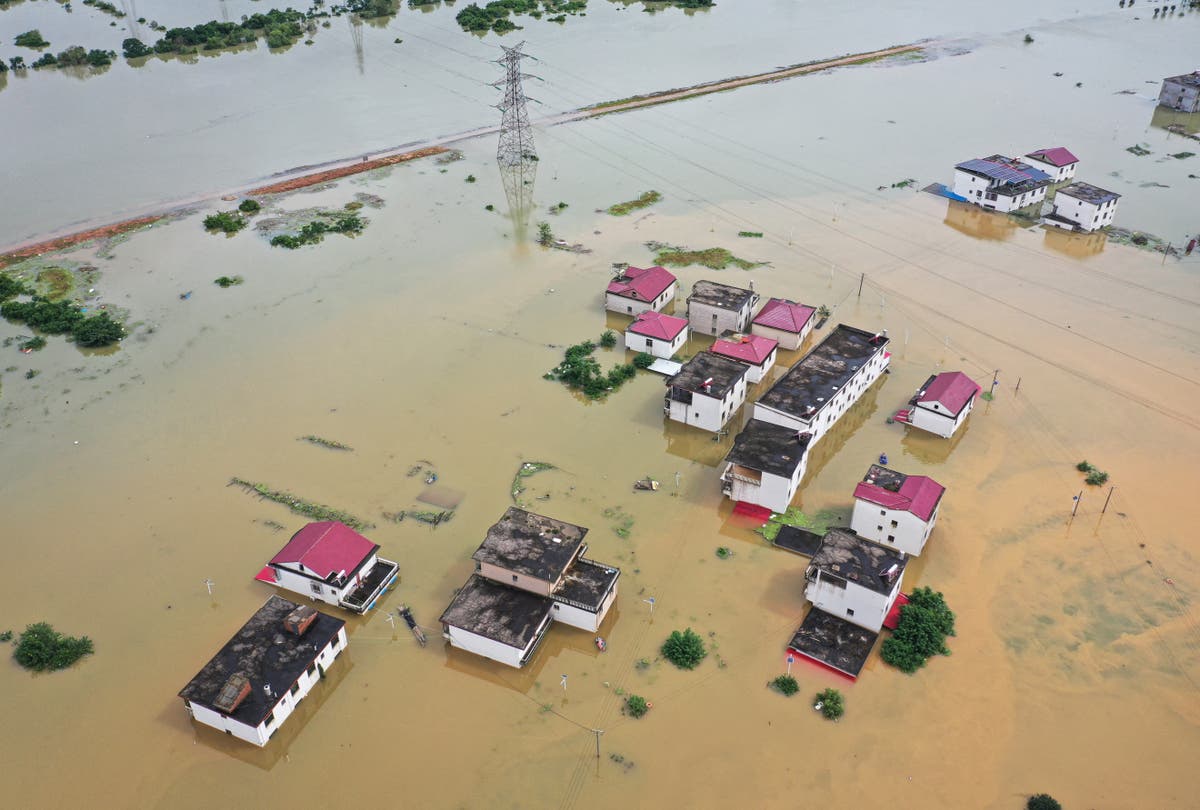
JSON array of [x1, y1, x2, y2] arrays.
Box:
[[1, 3, 1199, 809]]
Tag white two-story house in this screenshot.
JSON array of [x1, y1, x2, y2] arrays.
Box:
[[721, 419, 811, 513], [952, 155, 1053, 213], [256, 522, 399, 614], [605, 265, 677, 315], [850, 464, 946, 557], [753, 324, 890, 446], [1158, 71, 1200, 113], [804, 528, 908, 633], [440, 508, 620, 668], [1043, 182, 1120, 233], [686, 280, 760, 337], [624, 310, 689, 359], [710, 334, 778, 384], [1023, 147, 1079, 183], [895, 370, 981, 439], [178, 596, 348, 747], [664, 351, 750, 433]]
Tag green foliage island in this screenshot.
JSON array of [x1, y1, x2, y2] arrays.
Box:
[[13, 622, 95, 672], [625, 694, 649, 718], [270, 212, 364, 248], [545, 337, 640, 399], [771, 674, 799, 696], [661, 627, 707, 669], [607, 190, 661, 216], [880, 586, 956, 673], [456, 0, 587, 34], [814, 687, 844, 720], [14, 29, 50, 49], [1, 297, 124, 347], [1027, 795, 1062, 810]]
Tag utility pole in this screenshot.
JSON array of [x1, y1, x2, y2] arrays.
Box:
[[1071, 491, 1082, 518], [1162, 242, 1170, 265], [495, 42, 539, 232], [349, 14, 365, 75], [592, 728, 604, 758], [989, 369, 1000, 397], [857, 272, 864, 299], [1102, 486, 1116, 513]]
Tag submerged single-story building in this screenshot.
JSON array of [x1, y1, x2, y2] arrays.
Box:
[[664, 351, 750, 433], [256, 521, 398, 614], [751, 297, 817, 351], [624, 310, 689, 359], [605, 265, 677, 315], [1158, 71, 1200, 113], [178, 595, 348, 746], [850, 464, 946, 557], [686, 280, 760, 337], [895, 371, 981, 439]]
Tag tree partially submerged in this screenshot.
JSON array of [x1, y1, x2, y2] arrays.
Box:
[[881, 586, 955, 673], [814, 687, 844, 720], [661, 628, 706, 669], [13, 622, 94, 671], [1027, 795, 1062, 810]]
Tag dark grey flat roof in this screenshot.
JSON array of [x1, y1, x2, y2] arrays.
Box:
[[757, 324, 887, 418], [725, 419, 810, 478], [667, 351, 749, 398], [554, 558, 620, 611], [471, 507, 588, 582], [688, 279, 756, 311], [1056, 181, 1120, 205], [178, 595, 345, 728], [774, 525, 824, 557], [788, 608, 878, 678], [1164, 72, 1200, 89], [439, 574, 554, 649], [863, 463, 905, 491], [809, 528, 907, 596]]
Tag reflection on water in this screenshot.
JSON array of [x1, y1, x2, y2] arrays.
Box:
[[942, 200, 1022, 242], [1043, 227, 1108, 258], [1149, 104, 1200, 136], [899, 415, 970, 464]]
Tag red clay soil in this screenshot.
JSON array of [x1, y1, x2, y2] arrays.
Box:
[[0, 215, 164, 270], [246, 146, 449, 196]]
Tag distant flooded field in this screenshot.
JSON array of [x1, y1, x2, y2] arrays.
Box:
[[1, 3, 1198, 809]]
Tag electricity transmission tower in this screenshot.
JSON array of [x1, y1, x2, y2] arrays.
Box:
[[494, 42, 539, 232], [349, 14, 364, 75]]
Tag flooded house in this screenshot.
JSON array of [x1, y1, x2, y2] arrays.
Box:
[[804, 528, 908, 633], [624, 310, 689, 359], [850, 464, 946, 557], [1043, 182, 1120, 233], [255, 522, 398, 614], [894, 371, 981, 438], [1023, 147, 1079, 183], [664, 351, 750, 433], [951, 155, 1053, 212], [440, 508, 620, 668], [721, 419, 811, 513], [1157, 71, 1200, 113], [177, 595, 348, 747], [751, 297, 817, 351], [710, 333, 778, 384], [686, 279, 760, 336], [605, 265, 677, 315], [752, 324, 890, 445]]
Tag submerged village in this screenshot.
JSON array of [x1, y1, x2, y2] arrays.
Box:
[[2, 2, 1200, 809]]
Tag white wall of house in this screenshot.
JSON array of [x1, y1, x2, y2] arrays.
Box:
[[725, 347, 776, 384], [688, 298, 756, 337], [444, 622, 545, 669], [550, 581, 618, 632], [1159, 78, 1200, 112], [722, 464, 801, 513], [667, 378, 747, 433], [909, 396, 974, 439], [1052, 193, 1117, 232], [753, 347, 889, 444], [805, 570, 902, 633], [605, 285, 675, 316], [625, 327, 687, 359], [952, 169, 1046, 212], [185, 626, 347, 747], [1024, 156, 1076, 182], [851, 501, 936, 557], [752, 321, 811, 352], [270, 562, 360, 608], [478, 562, 554, 596]]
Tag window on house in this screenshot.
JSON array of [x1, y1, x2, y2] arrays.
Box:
[[553, 604, 560, 610], [306, 664, 316, 679], [646, 339, 653, 349], [290, 682, 300, 696], [512, 575, 519, 583], [265, 710, 276, 727], [846, 609, 855, 617], [887, 535, 896, 543], [627, 306, 632, 313], [890, 520, 898, 528], [877, 525, 883, 532], [880, 510, 886, 516], [310, 582, 323, 595]]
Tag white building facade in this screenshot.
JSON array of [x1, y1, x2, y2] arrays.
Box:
[[624, 311, 689, 359], [720, 419, 810, 513], [900, 371, 981, 439], [605, 266, 677, 315], [686, 280, 760, 337], [804, 530, 907, 633], [665, 352, 749, 433], [1023, 148, 1079, 183], [952, 156, 1052, 213], [1044, 182, 1120, 233], [849, 465, 946, 557], [1158, 71, 1200, 113]]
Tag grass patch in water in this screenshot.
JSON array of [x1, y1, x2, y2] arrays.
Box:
[[299, 435, 352, 451], [36, 268, 73, 300], [759, 507, 841, 541], [647, 241, 760, 270], [229, 477, 373, 530], [607, 190, 662, 216], [511, 461, 556, 506]]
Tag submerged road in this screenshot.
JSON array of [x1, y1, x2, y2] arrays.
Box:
[[0, 41, 925, 258]]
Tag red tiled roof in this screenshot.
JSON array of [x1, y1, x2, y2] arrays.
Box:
[[918, 371, 981, 414], [628, 310, 687, 341], [1026, 147, 1079, 167], [883, 592, 910, 631], [606, 265, 676, 302], [752, 298, 816, 334], [269, 522, 378, 580], [853, 475, 945, 521], [711, 334, 778, 365]]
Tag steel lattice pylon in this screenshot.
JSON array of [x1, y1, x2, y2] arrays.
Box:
[[494, 42, 539, 232]]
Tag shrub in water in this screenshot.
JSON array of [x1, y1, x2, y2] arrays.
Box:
[[626, 695, 649, 718], [238, 199, 261, 214], [772, 674, 799, 696], [1027, 796, 1062, 810], [661, 628, 707, 670], [633, 352, 654, 369], [881, 586, 955, 674], [203, 211, 245, 234], [815, 687, 844, 720], [13, 622, 94, 671], [599, 330, 617, 348]]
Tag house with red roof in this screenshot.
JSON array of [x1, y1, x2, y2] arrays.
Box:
[[751, 297, 816, 351], [624, 311, 688, 359], [1024, 147, 1079, 183], [256, 522, 398, 614], [850, 464, 946, 556], [710, 334, 778, 384], [605, 265, 677, 316], [895, 371, 981, 438]]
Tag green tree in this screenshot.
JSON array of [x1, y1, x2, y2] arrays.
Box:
[[599, 330, 617, 348], [772, 674, 799, 696], [238, 199, 261, 214], [815, 687, 844, 720], [1027, 796, 1062, 810], [13, 622, 94, 671], [15, 30, 50, 49], [661, 628, 707, 669], [626, 694, 649, 718], [73, 312, 124, 347], [881, 586, 956, 673], [536, 221, 554, 246], [203, 211, 246, 234], [122, 37, 152, 58], [633, 352, 655, 369]]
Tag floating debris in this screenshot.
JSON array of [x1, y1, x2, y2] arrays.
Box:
[[511, 461, 556, 505], [633, 478, 659, 492], [299, 435, 353, 451]]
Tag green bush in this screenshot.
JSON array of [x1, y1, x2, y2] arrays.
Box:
[[238, 199, 261, 214], [2, 298, 84, 334], [881, 586, 956, 673], [203, 211, 245, 234], [1085, 469, 1109, 486], [1027, 796, 1061, 810], [19, 336, 47, 351], [73, 312, 124, 347], [599, 330, 617, 348], [772, 674, 799, 696], [633, 352, 654, 369], [214, 276, 244, 288], [1076, 460, 1095, 472], [815, 687, 844, 720], [661, 628, 706, 670], [122, 37, 152, 58], [626, 694, 649, 718], [13, 622, 94, 671], [0, 630, 12, 643], [15, 30, 50, 49], [537, 221, 554, 246], [0, 274, 30, 301]]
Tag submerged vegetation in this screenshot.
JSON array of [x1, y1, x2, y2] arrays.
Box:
[[1, 297, 124, 347], [661, 628, 707, 669], [647, 241, 761, 270], [510, 461, 556, 506], [455, 0, 587, 34], [814, 687, 844, 720], [1027, 795, 1062, 810], [1076, 460, 1110, 486], [545, 337, 641, 399], [383, 508, 454, 526], [625, 694, 649, 718], [214, 275, 244, 288], [270, 212, 365, 249], [771, 674, 799, 696], [13, 622, 94, 672], [30, 45, 117, 69], [607, 190, 662, 216], [759, 507, 841, 542], [14, 29, 50, 49], [203, 211, 247, 235], [229, 477, 373, 530], [880, 587, 956, 674], [300, 435, 353, 451]]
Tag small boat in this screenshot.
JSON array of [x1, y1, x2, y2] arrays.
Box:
[[398, 605, 428, 647], [595, 636, 607, 652]]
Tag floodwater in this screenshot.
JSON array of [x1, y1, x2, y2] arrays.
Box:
[[2, 3, 1200, 810]]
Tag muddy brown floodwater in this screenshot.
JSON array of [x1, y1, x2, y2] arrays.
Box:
[[1, 8, 1199, 810]]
